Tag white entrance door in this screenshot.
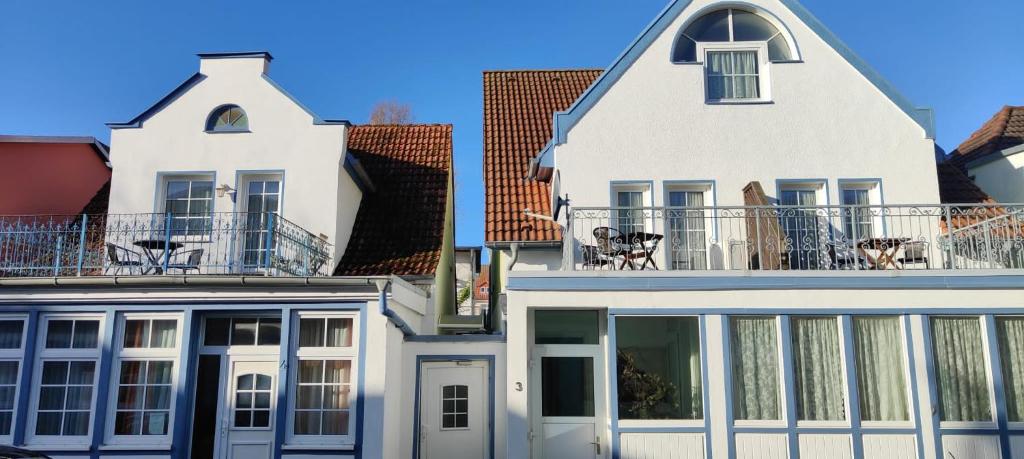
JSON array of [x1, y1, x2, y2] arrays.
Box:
[[221, 359, 277, 459], [531, 347, 607, 459], [419, 360, 489, 459]]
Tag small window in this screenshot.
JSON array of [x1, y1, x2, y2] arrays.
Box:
[[706, 50, 760, 101], [203, 317, 280, 346], [234, 374, 273, 428], [45, 319, 99, 349], [298, 318, 353, 348], [206, 105, 248, 132], [441, 385, 469, 429], [535, 310, 599, 345]]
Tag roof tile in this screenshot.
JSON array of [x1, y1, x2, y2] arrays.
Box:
[[950, 105, 1024, 163]]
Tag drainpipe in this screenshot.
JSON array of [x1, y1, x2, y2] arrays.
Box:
[[508, 242, 521, 270], [375, 278, 415, 336]]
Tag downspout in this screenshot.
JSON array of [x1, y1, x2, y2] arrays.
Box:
[[375, 278, 415, 336], [508, 242, 521, 270]]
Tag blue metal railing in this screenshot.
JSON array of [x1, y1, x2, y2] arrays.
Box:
[[0, 212, 333, 278]]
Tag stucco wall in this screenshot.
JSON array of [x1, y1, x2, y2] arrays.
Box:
[[554, 0, 939, 209], [107, 56, 359, 265], [969, 151, 1024, 204]]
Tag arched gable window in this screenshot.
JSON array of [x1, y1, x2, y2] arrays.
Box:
[[206, 105, 249, 132], [673, 8, 794, 63]]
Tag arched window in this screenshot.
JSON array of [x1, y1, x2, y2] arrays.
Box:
[[206, 105, 249, 132], [673, 8, 794, 63]]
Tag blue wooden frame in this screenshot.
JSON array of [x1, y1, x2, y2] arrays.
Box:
[[411, 355, 497, 459]]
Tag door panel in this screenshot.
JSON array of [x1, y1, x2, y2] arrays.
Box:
[[542, 423, 597, 459], [419, 361, 488, 459], [532, 349, 606, 459], [223, 360, 277, 459]]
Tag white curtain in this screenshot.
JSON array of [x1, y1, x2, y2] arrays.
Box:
[[707, 51, 759, 100], [731, 317, 780, 420], [792, 317, 845, 420], [150, 320, 177, 348], [998, 317, 1024, 421], [932, 317, 991, 421], [854, 317, 909, 421]]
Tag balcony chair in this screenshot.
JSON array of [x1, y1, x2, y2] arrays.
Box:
[[580, 245, 615, 270], [166, 249, 204, 274], [105, 243, 145, 275], [593, 227, 643, 269], [897, 241, 930, 269]]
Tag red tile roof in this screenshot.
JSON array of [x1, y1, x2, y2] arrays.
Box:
[[950, 106, 1024, 163], [937, 163, 994, 205], [484, 69, 603, 244], [334, 124, 452, 276]]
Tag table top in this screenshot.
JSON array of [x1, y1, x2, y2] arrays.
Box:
[[856, 237, 910, 249], [615, 232, 664, 244], [133, 239, 184, 251]]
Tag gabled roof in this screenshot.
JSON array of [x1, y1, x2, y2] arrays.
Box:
[[483, 69, 603, 244], [334, 124, 453, 276], [949, 106, 1024, 165], [536, 0, 934, 168], [0, 135, 110, 165], [936, 163, 994, 205]]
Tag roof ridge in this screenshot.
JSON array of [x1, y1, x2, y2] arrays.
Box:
[[483, 68, 604, 74], [954, 105, 1017, 156], [351, 123, 452, 128]]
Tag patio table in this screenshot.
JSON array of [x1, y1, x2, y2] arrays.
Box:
[[613, 232, 664, 270], [856, 237, 910, 270], [133, 239, 184, 274]]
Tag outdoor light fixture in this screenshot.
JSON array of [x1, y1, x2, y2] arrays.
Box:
[[215, 184, 235, 198]]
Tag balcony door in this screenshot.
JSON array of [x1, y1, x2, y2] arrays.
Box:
[[667, 190, 707, 270], [239, 176, 281, 271], [780, 188, 824, 270]]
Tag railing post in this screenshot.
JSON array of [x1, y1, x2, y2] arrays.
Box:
[[944, 205, 956, 269], [983, 218, 995, 269], [850, 205, 860, 271], [754, 208, 763, 270], [565, 210, 575, 270], [76, 214, 88, 276], [53, 235, 63, 277], [162, 212, 172, 274], [263, 212, 275, 276]]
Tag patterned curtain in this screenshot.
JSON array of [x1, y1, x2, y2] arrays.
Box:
[[792, 317, 845, 420], [731, 317, 780, 420], [932, 317, 991, 421], [854, 317, 909, 421]]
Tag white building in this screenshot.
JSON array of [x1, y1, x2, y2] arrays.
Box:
[[0, 52, 505, 459], [484, 1, 1024, 458]]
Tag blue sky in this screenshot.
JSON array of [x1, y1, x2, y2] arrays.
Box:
[[2, 0, 1022, 253]]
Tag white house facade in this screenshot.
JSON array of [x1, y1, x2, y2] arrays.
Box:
[[484, 1, 1024, 458]]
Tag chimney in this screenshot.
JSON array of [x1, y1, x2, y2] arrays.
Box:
[[197, 51, 273, 76]]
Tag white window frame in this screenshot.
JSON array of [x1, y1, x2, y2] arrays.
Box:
[[995, 315, 1024, 430], [698, 41, 772, 104], [199, 315, 282, 356], [104, 313, 183, 447], [792, 315, 852, 429], [610, 182, 654, 235], [662, 182, 716, 271], [285, 311, 360, 447], [931, 315, 999, 430], [157, 174, 215, 239], [27, 313, 105, 448], [852, 315, 915, 429], [838, 180, 884, 240], [731, 315, 788, 429], [0, 315, 27, 445]]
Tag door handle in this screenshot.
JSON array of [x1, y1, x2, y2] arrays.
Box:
[[589, 436, 601, 454]]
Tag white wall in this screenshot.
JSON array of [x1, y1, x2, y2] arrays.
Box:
[[553, 0, 939, 210], [969, 150, 1024, 203], [107, 56, 361, 265]]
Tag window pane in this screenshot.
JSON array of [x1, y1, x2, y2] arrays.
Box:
[[324, 386, 350, 409], [123, 320, 149, 348], [204, 318, 231, 346], [231, 319, 257, 345], [68, 361, 95, 385], [535, 311, 599, 345], [792, 317, 845, 421], [732, 10, 780, 41], [297, 386, 322, 409], [118, 386, 143, 410], [299, 360, 323, 384], [46, 320, 73, 348], [147, 361, 174, 385], [143, 412, 169, 435], [541, 357, 594, 417], [684, 9, 730, 41], [165, 181, 189, 200], [673, 36, 697, 62], [0, 321, 23, 349], [767, 34, 793, 61], [325, 360, 351, 384], [299, 318, 325, 347], [0, 361, 19, 385], [731, 317, 780, 420], [322, 410, 349, 435], [35, 412, 61, 435], [0, 413, 10, 436], [616, 317, 703, 420], [72, 321, 99, 349], [120, 361, 144, 385], [257, 318, 281, 346], [295, 411, 321, 435], [65, 387, 92, 410], [854, 317, 909, 421], [0, 386, 14, 410], [326, 318, 353, 347], [62, 411, 90, 435], [41, 361, 68, 384], [115, 412, 141, 435], [998, 317, 1024, 422], [932, 317, 991, 422], [150, 320, 177, 348]]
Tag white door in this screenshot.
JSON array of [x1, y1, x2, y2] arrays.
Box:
[[419, 360, 488, 459], [239, 176, 282, 271], [221, 359, 277, 459], [532, 347, 607, 459]]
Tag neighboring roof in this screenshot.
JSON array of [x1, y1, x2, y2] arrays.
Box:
[[535, 0, 933, 170], [0, 135, 110, 164], [334, 124, 453, 276], [483, 69, 603, 244], [473, 266, 489, 301], [949, 106, 1024, 164], [936, 163, 994, 205]]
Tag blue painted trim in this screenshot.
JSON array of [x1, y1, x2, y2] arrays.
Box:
[[411, 355, 497, 459], [197, 51, 273, 60], [12, 311, 38, 446], [920, 315, 947, 456], [616, 426, 707, 433], [273, 307, 293, 459], [90, 310, 117, 451], [404, 334, 505, 343], [0, 301, 367, 312], [984, 315, 1013, 459], [172, 310, 196, 457], [344, 153, 377, 194], [153, 170, 217, 222], [107, 73, 207, 129], [260, 74, 348, 126], [699, 315, 713, 459], [840, 315, 864, 458], [902, 315, 927, 459], [355, 304, 368, 459], [537, 0, 934, 167], [607, 314, 620, 458], [607, 307, 1024, 316], [379, 287, 415, 336], [507, 273, 1024, 292], [731, 426, 918, 435], [721, 314, 736, 459], [779, 315, 799, 457]]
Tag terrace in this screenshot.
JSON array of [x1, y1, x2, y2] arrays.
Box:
[[0, 212, 333, 278]]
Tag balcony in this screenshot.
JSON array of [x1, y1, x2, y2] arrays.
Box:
[[566, 204, 1024, 272], [0, 212, 333, 278]]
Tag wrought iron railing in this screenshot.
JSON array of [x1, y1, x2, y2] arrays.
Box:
[[0, 212, 333, 278], [566, 204, 1024, 272]]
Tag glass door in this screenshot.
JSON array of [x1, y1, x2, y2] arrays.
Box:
[[781, 189, 823, 269], [240, 178, 281, 271], [667, 191, 707, 270]]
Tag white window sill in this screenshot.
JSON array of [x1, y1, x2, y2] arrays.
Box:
[[706, 99, 774, 105], [99, 443, 172, 451], [282, 443, 356, 451], [23, 444, 92, 452]]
